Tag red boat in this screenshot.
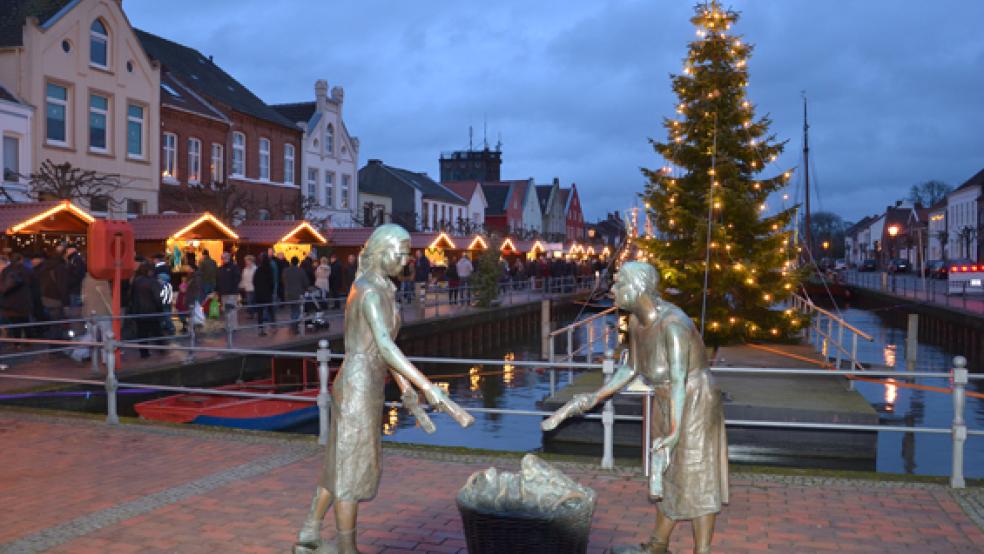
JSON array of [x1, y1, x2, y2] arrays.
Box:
[[135, 359, 332, 431]]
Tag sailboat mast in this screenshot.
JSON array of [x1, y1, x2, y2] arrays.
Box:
[[802, 94, 812, 264]]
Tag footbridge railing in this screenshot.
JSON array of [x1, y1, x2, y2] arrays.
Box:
[[790, 292, 874, 372]]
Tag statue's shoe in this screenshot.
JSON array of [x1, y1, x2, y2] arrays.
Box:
[[293, 538, 336, 554], [610, 539, 671, 554]]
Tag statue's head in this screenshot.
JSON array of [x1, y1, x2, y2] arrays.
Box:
[[358, 224, 411, 279], [613, 261, 658, 310]]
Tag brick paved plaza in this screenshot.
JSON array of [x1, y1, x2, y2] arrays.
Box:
[[1, 410, 982, 554]]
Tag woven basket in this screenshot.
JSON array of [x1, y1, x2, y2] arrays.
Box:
[[456, 499, 594, 554]]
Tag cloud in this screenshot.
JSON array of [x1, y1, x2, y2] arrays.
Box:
[[127, 0, 984, 222]]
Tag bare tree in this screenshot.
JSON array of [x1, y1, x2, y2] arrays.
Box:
[[2, 159, 123, 209], [907, 180, 951, 207], [174, 181, 254, 222]]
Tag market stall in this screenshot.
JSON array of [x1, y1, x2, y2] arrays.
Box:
[[466, 234, 489, 253], [130, 212, 239, 271], [0, 200, 96, 254], [236, 220, 327, 262], [413, 231, 459, 268]]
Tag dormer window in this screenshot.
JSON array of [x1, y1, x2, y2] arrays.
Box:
[[325, 124, 334, 154], [90, 19, 108, 68]]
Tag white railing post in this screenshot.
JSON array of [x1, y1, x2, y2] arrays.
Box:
[[186, 309, 196, 364], [317, 339, 331, 446], [226, 304, 236, 348], [835, 322, 844, 369], [104, 331, 119, 425], [566, 327, 574, 379], [601, 349, 615, 469], [950, 356, 968, 489], [540, 299, 551, 360], [89, 311, 100, 375]]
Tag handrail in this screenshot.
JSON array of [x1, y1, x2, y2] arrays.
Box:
[[550, 306, 617, 337], [792, 292, 873, 341]]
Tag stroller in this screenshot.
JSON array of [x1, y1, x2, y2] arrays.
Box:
[[303, 287, 330, 331]]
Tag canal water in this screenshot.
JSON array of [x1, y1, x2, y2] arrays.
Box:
[[292, 304, 983, 479]]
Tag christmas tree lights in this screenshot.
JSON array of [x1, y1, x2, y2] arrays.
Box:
[[640, 1, 806, 345]]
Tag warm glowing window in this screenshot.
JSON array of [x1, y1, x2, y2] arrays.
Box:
[[231, 132, 245, 176], [284, 143, 295, 184], [210, 143, 224, 182], [162, 132, 176, 179], [88, 93, 108, 151], [187, 138, 201, 183], [90, 19, 108, 68]]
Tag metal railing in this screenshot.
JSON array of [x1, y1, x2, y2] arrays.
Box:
[[544, 306, 618, 395], [842, 270, 984, 314], [790, 292, 874, 373]]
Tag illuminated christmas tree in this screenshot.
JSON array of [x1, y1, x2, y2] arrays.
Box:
[[640, 1, 805, 345]]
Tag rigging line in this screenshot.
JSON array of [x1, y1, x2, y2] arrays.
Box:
[[700, 113, 718, 338]]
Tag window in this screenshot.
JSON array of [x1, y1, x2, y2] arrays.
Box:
[[231, 132, 245, 176], [422, 202, 429, 229], [46, 83, 68, 144], [162, 133, 176, 179], [325, 124, 334, 154], [325, 172, 334, 208], [126, 104, 144, 158], [88, 93, 108, 151], [340, 174, 350, 209], [126, 199, 145, 217], [90, 19, 108, 68], [90, 196, 110, 214], [231, 207, 246, 225], [284, 144, 295, 184], [3, 136, 19, 181], [307, 168, 319, 200], [210, 143, 224, 183], [257, 209, 270, 221], [187, 138, 201, 183], [258, 138, 270, 180]]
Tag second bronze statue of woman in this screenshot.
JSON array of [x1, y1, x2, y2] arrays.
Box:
[[295, 224, 474, 554], [543, 261, 728, 554]]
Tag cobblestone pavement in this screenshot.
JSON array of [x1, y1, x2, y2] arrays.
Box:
[[2, 410, 982, 554]]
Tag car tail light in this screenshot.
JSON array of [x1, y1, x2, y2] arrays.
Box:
[[973, 265, 979, 272], [962, 266, 969, 272], [951, 266, 958, 272]]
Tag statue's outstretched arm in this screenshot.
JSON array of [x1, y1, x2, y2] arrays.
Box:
[[364, 290, 474, 428], [541, 364, 635, 431], [390, 371, 436, 433]]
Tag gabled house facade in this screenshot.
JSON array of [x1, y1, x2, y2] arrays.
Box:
[[442, 180, 487, 233], [0, 82, 33, 202], [272, 80, 359, 229], [0, 0, 161, 217], [564, 182, 585, 241], [945, 168, 983, 261], [358, 160, 466, 232], [136, 29, 301, 221], [927, 200, 946, 262], [537, 178, 565, 241]]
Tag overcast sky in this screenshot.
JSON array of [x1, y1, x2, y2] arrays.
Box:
[[127, 0, 984, 224]]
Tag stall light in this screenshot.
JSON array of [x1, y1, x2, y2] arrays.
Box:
[[173, 213, 239, 240], [429, 232, 458, 250], [467, 236, 488, 250], [8, 200, 96, 234], [499, 237, 517, 253], [282, 222, 328, 244]]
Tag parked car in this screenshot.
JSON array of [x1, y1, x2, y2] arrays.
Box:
[[834, 259, 847, 270], [860, 259, 878, 272], [925, 260, 947, 279], [888, 258, 911, 273], [946, 258, 976, 275]]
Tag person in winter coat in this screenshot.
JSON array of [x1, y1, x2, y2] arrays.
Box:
[[240, 255, 257, 315], [64, 244, 86, 307], [129, 263, 164, 358], [300, 257, 316, 289], [37, 251, 71, 337], [314, 257, 330, 296], [281, 256, 310, 333], [328, 254, 343, 309], [216, 252, 242, 313], [199, 249, 218, 296], [0, 253, 34, 341], [253, 253, 277, 335], [447, 256, 460, 305], [412, 250, 430, 304]]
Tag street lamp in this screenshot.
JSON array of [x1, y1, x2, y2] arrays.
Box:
[[822, 240, 830, 250], [888, 224, 900, 237]]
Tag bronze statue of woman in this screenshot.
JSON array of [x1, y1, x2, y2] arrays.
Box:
[[296, 224, 474, 554], [543, 261, 728, 554]]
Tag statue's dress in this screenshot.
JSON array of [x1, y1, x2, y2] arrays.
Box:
[[320, 275, 399, 502], [634, 302, 729, 520]]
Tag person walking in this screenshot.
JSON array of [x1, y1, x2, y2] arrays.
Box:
[[37, 249, 71, 339], [0, 253, 33, 343], [217, 251, 241, 333], [281, 256, 310, 334], [199, 250, 217, 296], [315, 256, 330, 297], [253, 253, 276, 336], [413, 250, 430, 305], [240, 255, 257, 317], [456, 253, 473, 305], [129, 263, 164, 358], [447, 256, 460, 305], [328, 254, 343, 310]]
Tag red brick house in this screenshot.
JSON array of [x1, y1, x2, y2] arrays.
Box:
[[136, 30, 301, 221], [565, 183, 585, 241]]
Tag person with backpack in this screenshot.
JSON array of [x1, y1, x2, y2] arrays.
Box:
[[129, 263, 164, 358]]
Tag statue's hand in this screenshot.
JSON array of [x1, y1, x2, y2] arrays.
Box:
[[401, 388, 436, 434], [541, 393, 595, 431], [424, 385, 475, 428], [652, 433, 679, 455]]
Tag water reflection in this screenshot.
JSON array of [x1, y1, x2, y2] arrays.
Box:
[[883, 379, 897, 413], [883, 344, 897, 368]]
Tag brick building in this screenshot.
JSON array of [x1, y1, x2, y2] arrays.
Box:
[[136, 30, 301, 221]]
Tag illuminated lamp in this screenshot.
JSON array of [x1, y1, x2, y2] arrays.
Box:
[[467, 235, 488, 250], [499, 238, 517, 253], [173, 213, 239, 240], [428, 232, 457, 250], [282, 221, 327, 244], [8, 200, 96, 234]]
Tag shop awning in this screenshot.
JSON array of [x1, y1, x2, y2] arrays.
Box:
[[131, 212, 239, 241], [237, 220, 326, 245], [326, 227, 375, 248], [1, 200, 95, 235], [413, 231, 459, 250]]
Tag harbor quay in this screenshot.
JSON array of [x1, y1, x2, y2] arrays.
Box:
[[1, 409, 982, 554]]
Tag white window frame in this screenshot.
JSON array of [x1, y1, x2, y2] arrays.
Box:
[[325, 171, 335, 209], [325, 124, 334, 154], [187, 137, 201, 184], [126, 103, 145, 159], [88, 92, 109, 153], [210, 143, 224, 183], [284, 144, 295, 185], [307, 167, 319, 201], [340, 174, 350, 209], [90, 19, 109, 69], [231, 132, 245, 177], [162, 132, 177, 182], [45, 82, 68, 146], [258, 137, 270, 181], [3, 135, 21, 183]]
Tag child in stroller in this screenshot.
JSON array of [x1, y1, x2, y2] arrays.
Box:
[[302, 287, 330, 330]]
